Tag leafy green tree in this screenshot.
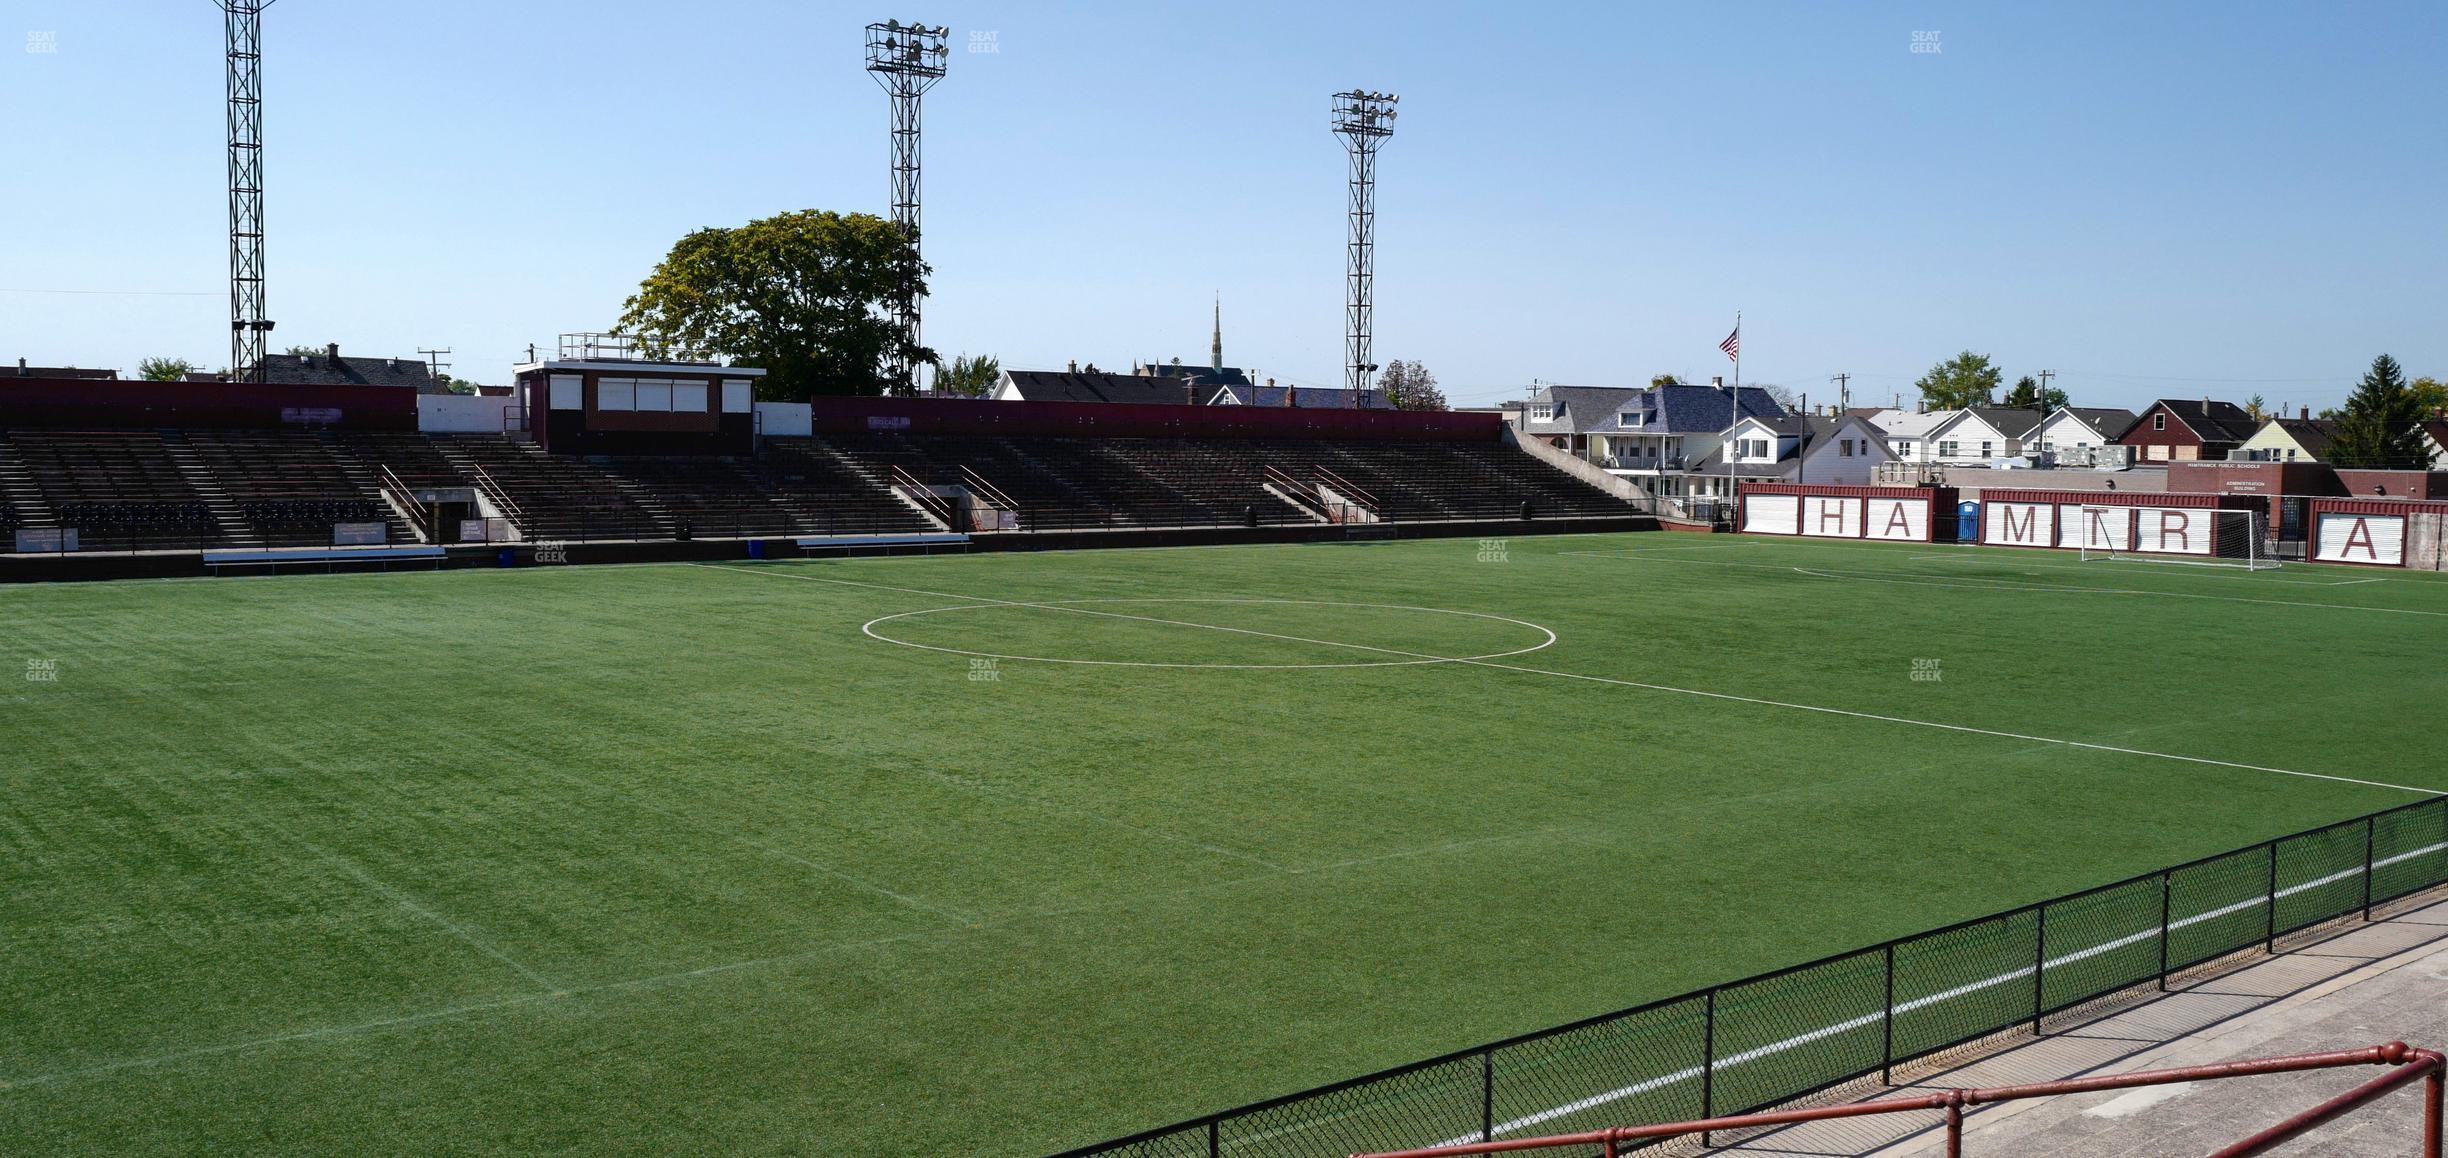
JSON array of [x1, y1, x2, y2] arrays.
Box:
[[2410, 376, 2448, 416], [2327, 354, 2429, 468], [1914, 351, 2003, 410], [617, 209, 926, 401], [2244, 393, 2268, 421], [136, 356, 196, 382], [1381, 359, 1448, 410], [934, 353, 1001, 397], [1650, 374, 1683, 388]]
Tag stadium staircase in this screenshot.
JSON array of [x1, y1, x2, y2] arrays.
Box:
[[0, 437, 55, 530], [5, 430, 220, 552], [157, 430, 262, 547], [179, 430, 407, 548], [778, 436, 952, 533], [595, 457, 802, 539], [430, 435, 671, 542]]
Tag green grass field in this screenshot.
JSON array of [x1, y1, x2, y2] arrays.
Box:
[[6, 533, 2446, 1154]]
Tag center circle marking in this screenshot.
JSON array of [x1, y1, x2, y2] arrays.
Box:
[[860, 598, 1558, 670]]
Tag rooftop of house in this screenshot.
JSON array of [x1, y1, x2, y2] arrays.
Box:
[[1941, 407, 2047, 439], [2045, 407, 2142, 439], [1209, 383, 1394, 409], [2141, 398, 2261, 443], [9, 362, 117, 380], [247, 346, 441, 392], [1522, 382, 1783, 435], [1139, 362, 1254, 388], [2266, 416, 2340, 457], [999, 368, 1207, 406]]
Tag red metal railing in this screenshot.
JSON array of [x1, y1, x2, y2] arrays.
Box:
[[1351, 1042, 2444, 1158]]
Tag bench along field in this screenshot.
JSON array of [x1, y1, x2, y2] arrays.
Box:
[[5, 533, 2445, 1154]]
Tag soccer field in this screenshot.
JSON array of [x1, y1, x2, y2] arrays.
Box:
[[6, 533, 2445, 1154]]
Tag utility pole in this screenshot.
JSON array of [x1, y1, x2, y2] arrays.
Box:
[[865, 19, 949, 397], [418, 347, 452, 385], [1833, 372, 1851, 413], [1331, 90, 1397, 397], [2037, 369, 2057, 409]]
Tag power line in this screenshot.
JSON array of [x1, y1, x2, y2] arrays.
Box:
[[0, 288, 220, 297]]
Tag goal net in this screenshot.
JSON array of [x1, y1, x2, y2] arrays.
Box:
[[2077, 505, 2278, 569]]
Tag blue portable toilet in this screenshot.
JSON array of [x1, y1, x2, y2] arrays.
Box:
[[1956, 501, 1981, 544]]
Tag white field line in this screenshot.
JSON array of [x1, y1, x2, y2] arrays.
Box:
[[693, 565, 2436, 797], [1436, 839, 2448, 1146]]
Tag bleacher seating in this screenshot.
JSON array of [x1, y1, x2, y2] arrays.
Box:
[[6, 430, 218, 551], [595, 457, 804, 539], [338, 432, 467, 489], [810, 434, 1638, 529], [759, 439, 953, 536], [4, 423, 1638, 556], [184, 430, 400, 547], [429, 435, 671, 542]]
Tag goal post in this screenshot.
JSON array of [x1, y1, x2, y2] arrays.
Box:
[[2078, 505, 2278, 569]]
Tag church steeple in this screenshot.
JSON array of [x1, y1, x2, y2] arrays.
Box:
[[1210, 293, 1223, 373]]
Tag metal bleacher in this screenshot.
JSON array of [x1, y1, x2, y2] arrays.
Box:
[[5, 430, 218, 551], [5, 423, 1641, 556]]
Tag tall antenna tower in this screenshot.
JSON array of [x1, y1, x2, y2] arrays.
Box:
[[1331, 90, 1397, 397], [865, 20, 949, 397], [222, 1, 276, 382]]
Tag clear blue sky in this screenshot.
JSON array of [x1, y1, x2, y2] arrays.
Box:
[[5, 1, 2441, 411]]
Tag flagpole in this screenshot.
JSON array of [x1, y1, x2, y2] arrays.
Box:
[[1728, 310, 1740, 530]]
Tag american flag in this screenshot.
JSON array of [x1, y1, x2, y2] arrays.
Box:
[[1719, 325, 1740, 362]]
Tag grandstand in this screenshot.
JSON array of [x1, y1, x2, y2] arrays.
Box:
[[0, 377, 1649, 567]]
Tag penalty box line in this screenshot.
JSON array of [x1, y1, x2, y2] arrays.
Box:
[[694, 564, 2437, 798]]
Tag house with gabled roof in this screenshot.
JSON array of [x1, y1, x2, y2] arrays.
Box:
[[1915, 407, 2043, 465], [1701, 411, 1895, 486], [2026, 407, 2138, 458], [2116, 398, 2259, 462], [2418, 419, 2448, 469], [2237, 414, 2338, 463], [993, 367, 1208, 405], [1206, 382, 1394, 409], [1862, 407, 1952, 462]]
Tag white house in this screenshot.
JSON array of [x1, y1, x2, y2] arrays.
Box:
[[2025, 407, 2139, 459], [1864, 408, 1953, 463], [1915, 407, 2043, 465], [1706, 412, 1896, 486]]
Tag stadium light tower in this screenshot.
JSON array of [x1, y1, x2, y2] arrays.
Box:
[[1331, 90, 1396, 397], [865, 20, 949, 397], [222, 1, 277, 382]]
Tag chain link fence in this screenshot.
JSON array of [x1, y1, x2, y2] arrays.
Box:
[[1052, 795, 2448, 1158]]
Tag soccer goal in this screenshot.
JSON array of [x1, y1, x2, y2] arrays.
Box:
[[2077, 505, 2279, 569]]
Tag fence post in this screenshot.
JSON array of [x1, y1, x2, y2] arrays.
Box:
[[2157, 871, 2173, 992], [1881, 941, 1897, 1085], [2030, 904, 2049, 1036], [1481, 1048, 1494, 1142], [1701, 988, 1718, 1147], [2266, 841, 2281, 953], [2364, 816, 2378, 921]]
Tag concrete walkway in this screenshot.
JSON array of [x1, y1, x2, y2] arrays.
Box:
[[1692, 893, 2448, 1157]]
